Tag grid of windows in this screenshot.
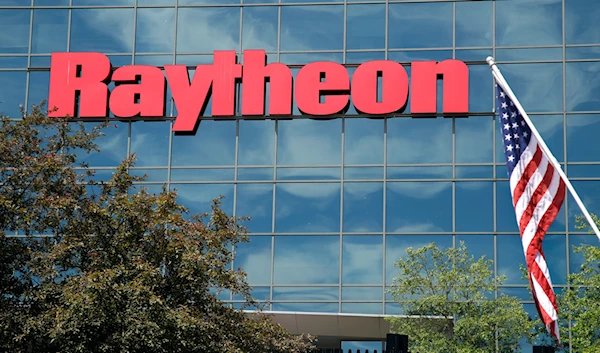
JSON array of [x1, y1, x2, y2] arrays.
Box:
[[3, 0, 600, 350]]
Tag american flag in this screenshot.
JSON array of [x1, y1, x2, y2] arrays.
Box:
[[496, 83, 565, 343]]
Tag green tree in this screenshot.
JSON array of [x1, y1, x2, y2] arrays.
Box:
[[386, 242, 535, 353], [554, 214, 600, 353], [0, 104, 314, 353]]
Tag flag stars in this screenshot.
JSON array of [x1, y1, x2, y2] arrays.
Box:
[[507, 145, 514, 152], [512, 122, 519, 128], [514, 133, 519, 139], [503, 113, 509, 119], [504, 123, 510, 130], [508, 155, 515, 162], [501, 102, 508, 108], [505, 134, 512, 141]]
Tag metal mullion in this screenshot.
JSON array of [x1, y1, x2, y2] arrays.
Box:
[[382, 117, 387, 313], [339, 117, 345, 313], [24, 2, 33, 115], [384, 0, 389, 60]]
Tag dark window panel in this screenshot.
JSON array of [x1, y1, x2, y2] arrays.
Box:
[[0, 56, 28, 68], [455, 166, 494, 179], [496, 235, 528, 285]]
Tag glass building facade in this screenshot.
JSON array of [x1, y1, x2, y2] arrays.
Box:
[[2, 0, 600, 351]]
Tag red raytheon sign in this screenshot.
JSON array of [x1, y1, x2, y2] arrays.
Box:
[[47, 50, 469, 132]]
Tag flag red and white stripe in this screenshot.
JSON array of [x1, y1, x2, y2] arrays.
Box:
[[496, 83, 565, 344]]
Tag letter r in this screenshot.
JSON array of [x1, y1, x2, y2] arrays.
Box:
[[48, 52, 112, 118]]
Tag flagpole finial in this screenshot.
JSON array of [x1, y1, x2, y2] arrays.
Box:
[[486, 56, 496, 67]]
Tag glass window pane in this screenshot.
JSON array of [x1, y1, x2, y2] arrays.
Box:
[[0, 56, 27, 69], [177, 7, 240, 53], [0, 71, 27, 119], [387, 118, 452, 164], [273, 287, 338, 301], [455, 116, 493, 163], [344, 118, 384, 165], [346, 4, 385, 50], [387, 166, 452, 180], [81, 122, 129, 167], [496, 235, 528, 285], [568, 181, 600, 226], [236, 183, 273, 233], [496, 0, 562, 46], [343, 183, 383, 233], [388, 3, 452, 49], [171, 183, 234, 216], [170, 168, 235, 182], [275, 183, 340, 233], [234, 236, 271, 285], [274, 236, 340, 285], [386, 182, 452, 233], [242, 6, 277, 51], [496, 181, 519, 233], [346, 51, 385, 64], [501, 64, 563, 112], [342, 235, 383, 285], [496, 48, 563, 62], [280, 5, 344, 51], [0, 10, 30, 54], [239, 120, 274, 166], [276, 167, 340, 181], [277, 119, 342, 165], [342, 286, 382, 301], [456, 1, 492, 47], [567, 114, 600, 162], [272, 302, 338, 313], [566, 0, 600, 45], [469, 64, 494, 113], [171, 120, 236, 166], [456, 182, 493, 232], [344, 167, 383, 180], [32, 9, 69, 54], [34, 0, 69, 4], [136, 7, 175, 53], [28, 71, 50, 111], [567, 62, 600, 111], [72, 0, 133, 4], [130, 121, 170, 167], [71, 9, 134, 53], [237, 168, 273, 181]]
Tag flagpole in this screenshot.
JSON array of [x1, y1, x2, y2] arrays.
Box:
[[486, 56, 600, 242]]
